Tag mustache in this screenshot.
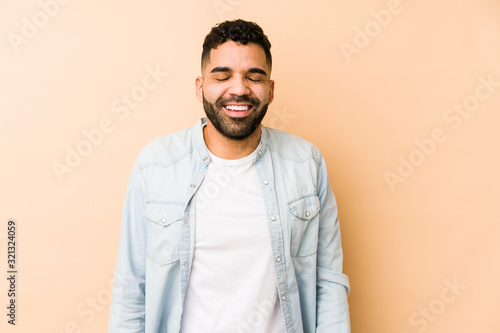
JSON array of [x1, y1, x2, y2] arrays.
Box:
[[215, 96, 260, 108]]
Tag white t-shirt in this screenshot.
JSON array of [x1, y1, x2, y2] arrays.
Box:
[[180, 142, 286, 333]]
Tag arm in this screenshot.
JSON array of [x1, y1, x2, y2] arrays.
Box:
[[109, 161, 148, 332], [316, 156, 351, 332]]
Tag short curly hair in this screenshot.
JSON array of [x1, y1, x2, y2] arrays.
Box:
[[201, 19, 272, 71]]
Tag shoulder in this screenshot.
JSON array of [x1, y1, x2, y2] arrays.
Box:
[[263, 126, 324, 165], [135, 125, 195, 169]]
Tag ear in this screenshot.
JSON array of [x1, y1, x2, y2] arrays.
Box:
[[268, 79, 275, 104], [195, 76, 204, 103]]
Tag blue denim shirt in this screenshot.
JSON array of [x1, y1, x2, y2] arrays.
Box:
[[109, 118, 350, 333]]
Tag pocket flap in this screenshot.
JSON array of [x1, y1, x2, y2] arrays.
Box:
[[288, 195, 320, 220], [145, 203, 184, 227]]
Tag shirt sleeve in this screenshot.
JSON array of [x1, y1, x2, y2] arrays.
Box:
[[315, 155, 351, 332], [109, 161, 148, 332]]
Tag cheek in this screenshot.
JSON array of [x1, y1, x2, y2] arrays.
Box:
[[203, 84, 226, 100], [255, 87, 271, 103]]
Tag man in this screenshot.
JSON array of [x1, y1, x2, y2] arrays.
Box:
[[109, 19, 350, 332]]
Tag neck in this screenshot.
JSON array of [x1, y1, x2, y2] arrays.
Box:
[[203, 119, 261, 159]]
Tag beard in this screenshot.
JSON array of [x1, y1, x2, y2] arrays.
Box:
[[202, 94, 268, 140]]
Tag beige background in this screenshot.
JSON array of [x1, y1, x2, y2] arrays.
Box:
[[1, 0, 500, 332]]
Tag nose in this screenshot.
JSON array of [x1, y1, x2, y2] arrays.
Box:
[[227, 75, 250, 96]]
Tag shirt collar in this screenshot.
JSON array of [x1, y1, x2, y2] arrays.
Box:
[[192, 117, 269, 167]]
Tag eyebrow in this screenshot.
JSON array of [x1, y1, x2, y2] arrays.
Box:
[[210, 66, 231, 73], [248, 67, 268, 76], [209, 66, 268, 77]]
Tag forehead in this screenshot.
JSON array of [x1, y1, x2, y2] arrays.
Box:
[[205, 41, 268, 72]]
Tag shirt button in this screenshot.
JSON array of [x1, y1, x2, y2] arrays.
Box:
[[263, 180, 269, 185], [305, 211, 310, 217], [270, 216, 276, 221], [183, 262, 188, 266], [258, 150, 262, 155], [276, 257, 281, 262], [183, 219, 188, 224], [282, 296, 286, 301], [161, 218, 167, 224], [190, 184, 196, 188]]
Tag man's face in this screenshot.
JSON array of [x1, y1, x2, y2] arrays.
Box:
[[196, 41, 274, 140]]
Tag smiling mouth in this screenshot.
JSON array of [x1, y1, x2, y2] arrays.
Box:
[[223, 104, 253, 117]]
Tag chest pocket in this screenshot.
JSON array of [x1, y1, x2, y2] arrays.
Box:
[[145, 202, 183, 266], [288, 195, 320, 257]]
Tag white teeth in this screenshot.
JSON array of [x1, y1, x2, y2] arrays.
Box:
[[225, 105, 250, 111]]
